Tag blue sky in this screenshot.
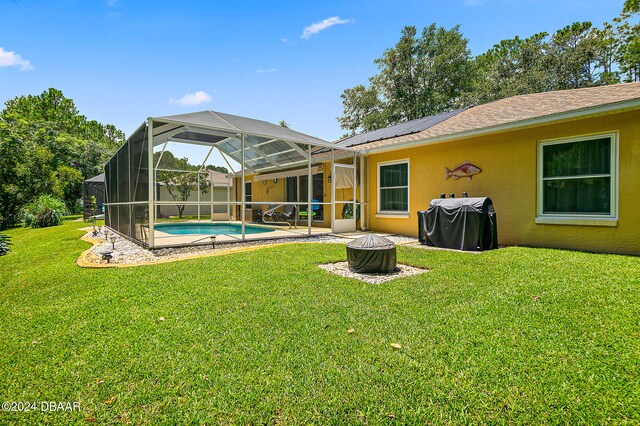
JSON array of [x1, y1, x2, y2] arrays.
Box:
[[0, 0, 627, 143]]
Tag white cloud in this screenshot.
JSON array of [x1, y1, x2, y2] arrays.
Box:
[[301, 16, 352, 39], [171, 91, 212, 107], [0, 48, 34, 71], [256, 68, 277, 73], [106, 0, 122, 17]]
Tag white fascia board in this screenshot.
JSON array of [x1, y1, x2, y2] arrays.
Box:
[[363, 98, 640, 155]]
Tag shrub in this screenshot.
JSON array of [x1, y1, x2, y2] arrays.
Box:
[[0, 233, 10, 256], [21, 195, 69, 228]]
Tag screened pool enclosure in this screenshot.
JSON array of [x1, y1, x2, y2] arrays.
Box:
[[104, 111, 362, 248]]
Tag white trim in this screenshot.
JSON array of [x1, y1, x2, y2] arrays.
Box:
[[536, 131, 619, 223], [332, 163, 357, 233], [377, 159, 410, 216], [364, 98, 640, 155], [535, 217, 618, 227], [375, 213, 410, 219]]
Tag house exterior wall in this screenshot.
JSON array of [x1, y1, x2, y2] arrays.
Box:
[[157, 186, 233, 219], [365, 110, 640, 255], [248, 177, 286, 209], [232, 176, 286, 221]]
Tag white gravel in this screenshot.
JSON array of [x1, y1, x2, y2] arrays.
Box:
[[80, 227, 420, 266], [318, 261, 428, 284]]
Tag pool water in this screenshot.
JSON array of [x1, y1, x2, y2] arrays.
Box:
[[154, 223, 275, 235]]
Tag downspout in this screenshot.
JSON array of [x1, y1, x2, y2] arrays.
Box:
[[360, 152, 365, 231], [352, 152, 356, 231]]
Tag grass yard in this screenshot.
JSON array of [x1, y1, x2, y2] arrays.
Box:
[[0, 220, 638, 424]]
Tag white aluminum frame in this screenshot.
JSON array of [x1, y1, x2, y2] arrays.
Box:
[[376, 159, 410, 217], [104, 115, 359, 248], [536, 131, 619, 226]]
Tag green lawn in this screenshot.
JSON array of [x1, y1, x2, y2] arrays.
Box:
[[0, 220, 638, 424]]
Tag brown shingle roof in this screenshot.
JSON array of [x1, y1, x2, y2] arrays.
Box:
[[208, 170, 232, 186], [357, 82, 640, 152]]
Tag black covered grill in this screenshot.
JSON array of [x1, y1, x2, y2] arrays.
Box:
[[418, 197, 498, 251]]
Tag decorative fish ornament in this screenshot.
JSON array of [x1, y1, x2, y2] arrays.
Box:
[[444, 161, 482, 181]]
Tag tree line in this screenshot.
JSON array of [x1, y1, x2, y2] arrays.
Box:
[[0, 88, 125, 229], [338, 1, 640, 135]]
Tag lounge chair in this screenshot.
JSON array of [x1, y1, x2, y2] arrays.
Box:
[[282, 205, 297, 221], [260, 204, 284, 223]]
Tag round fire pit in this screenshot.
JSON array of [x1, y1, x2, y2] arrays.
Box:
[[346, 234, 397, 273]]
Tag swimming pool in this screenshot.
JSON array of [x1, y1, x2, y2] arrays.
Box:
[[154, 223, 275, 236]]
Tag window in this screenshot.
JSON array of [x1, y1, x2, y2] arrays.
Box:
[[378, 160, 409, 214], [538, 133, 617, 221], [285, 176, 297, 203], [245, 182, 252, 208]]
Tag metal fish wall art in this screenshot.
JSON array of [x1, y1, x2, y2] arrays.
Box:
[[444, 161, 482, 181]]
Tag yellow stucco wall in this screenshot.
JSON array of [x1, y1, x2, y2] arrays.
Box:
[[366, 110, 640, 255], [232, 176, 286, 220], [248, 177, 286, 208]]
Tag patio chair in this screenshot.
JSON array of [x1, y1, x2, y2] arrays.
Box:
[[260, 204, 284, 223], [299, 199, 320, 220], [282, 205, 297, 221]]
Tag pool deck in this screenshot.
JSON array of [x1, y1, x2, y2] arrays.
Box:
[[151, 220, 332, 247]]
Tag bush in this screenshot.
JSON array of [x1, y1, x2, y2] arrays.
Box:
[[21, 195, 69, 228], [0, 233, 10, 256]]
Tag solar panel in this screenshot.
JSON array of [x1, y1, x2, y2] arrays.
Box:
[[335, 108, 467, 148]]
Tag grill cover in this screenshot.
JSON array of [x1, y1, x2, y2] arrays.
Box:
[[346, 234, 397, 273], [418, 197, 498, 251]]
